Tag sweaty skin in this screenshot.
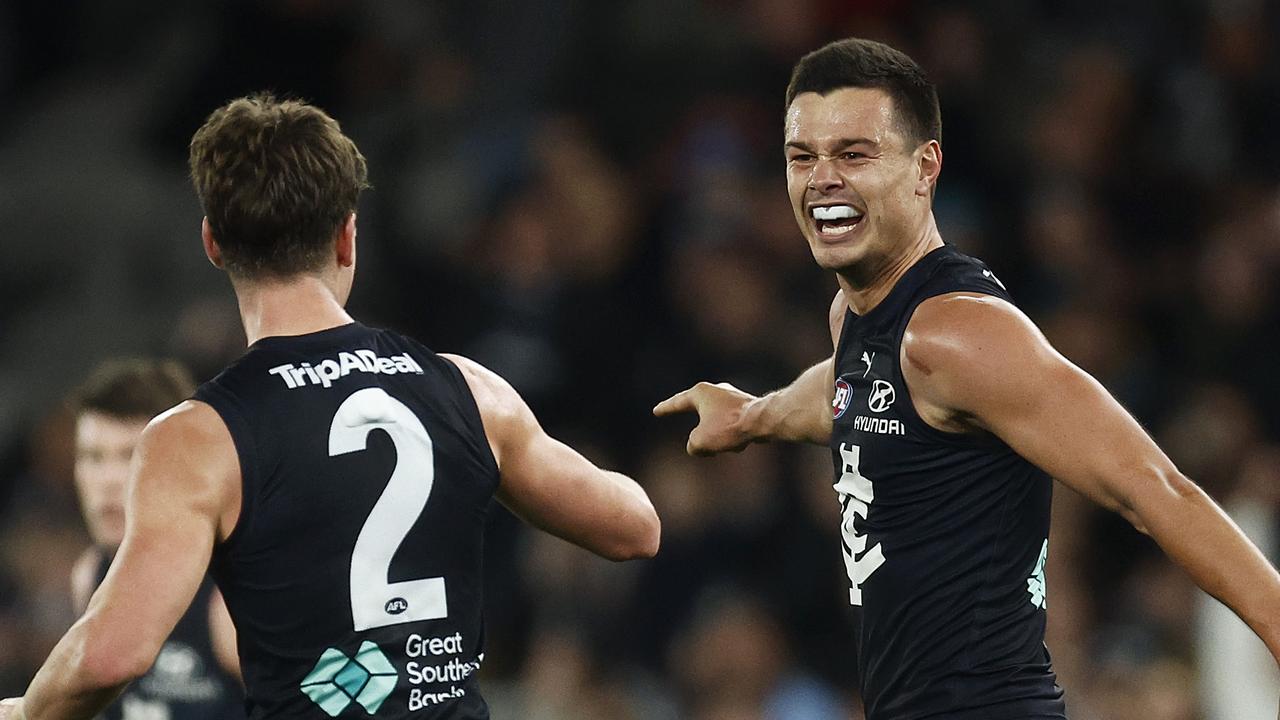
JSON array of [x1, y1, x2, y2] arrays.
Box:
[[655, 85, 1280, 700]]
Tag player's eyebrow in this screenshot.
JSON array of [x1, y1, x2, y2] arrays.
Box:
[[784, 138, 880, 153]]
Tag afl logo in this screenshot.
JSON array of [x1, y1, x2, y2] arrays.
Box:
[[868, 380, 895, 412], [833, 378, 853, 419], [385, 598, 409, 615]]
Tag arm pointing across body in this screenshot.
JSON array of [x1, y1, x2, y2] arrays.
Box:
[[653, 361, 834, 454], [654, 291, 846, 453]]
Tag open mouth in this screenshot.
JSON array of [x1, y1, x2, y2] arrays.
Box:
[[810, 204, 865, 237]]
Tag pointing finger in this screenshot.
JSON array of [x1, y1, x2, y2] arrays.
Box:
[[653, 388, 696, 416]]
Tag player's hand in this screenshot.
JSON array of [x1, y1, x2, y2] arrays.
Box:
[[653, 382, 758, 456], [0, 698, 24, 720]]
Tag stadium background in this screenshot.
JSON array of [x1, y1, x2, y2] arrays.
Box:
[[1, 1, 1279, 718]]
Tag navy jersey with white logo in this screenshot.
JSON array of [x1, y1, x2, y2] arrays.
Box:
[[193, 323, 499, 720], [91, 552, 244, 720], [830, 246, 1067, 719]]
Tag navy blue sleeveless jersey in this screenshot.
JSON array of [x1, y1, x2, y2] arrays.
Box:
[[830, 246, 1067, 719], [91, 551, 244, 720], [193, 323, 500, 720]]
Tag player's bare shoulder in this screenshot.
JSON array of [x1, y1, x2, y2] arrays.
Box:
[[439, 353, 532, 469], [440, 355, 515, 412], [136, 400, 241, 538], [901, 292, 1056, 433], [141, 400, 236, 462]]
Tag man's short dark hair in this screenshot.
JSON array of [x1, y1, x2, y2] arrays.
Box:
[[188, 93, 370, 279], [71, 358, 196, 421], [785, 38, 941, 146]]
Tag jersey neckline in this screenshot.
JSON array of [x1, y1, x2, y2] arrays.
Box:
[[248, 321, 367, 349], [845, 244, 955, 328]]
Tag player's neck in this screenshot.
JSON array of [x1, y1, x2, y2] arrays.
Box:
[[837, 214, 944, 315], [234, 275, 354, 346]]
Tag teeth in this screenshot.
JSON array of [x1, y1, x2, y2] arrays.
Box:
[[812, 205, 861, 221]]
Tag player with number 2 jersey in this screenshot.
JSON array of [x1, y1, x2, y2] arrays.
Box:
[[194, 324, 496, 718], [5, 95, 660, 720]]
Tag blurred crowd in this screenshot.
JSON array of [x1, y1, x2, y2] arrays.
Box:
[[2, 1, 1280, 718]]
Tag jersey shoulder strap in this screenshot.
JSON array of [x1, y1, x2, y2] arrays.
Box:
[[910, 244, 1013, 308]]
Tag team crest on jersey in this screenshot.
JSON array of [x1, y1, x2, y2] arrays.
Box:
[[868, 380, 895, 412], [833, 378, 854, 419]]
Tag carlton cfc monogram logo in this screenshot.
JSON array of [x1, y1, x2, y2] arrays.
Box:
[[833, 378, 853, 419], [868, 380, 896, 412]]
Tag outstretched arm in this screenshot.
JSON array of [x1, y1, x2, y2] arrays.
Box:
[[652, 360, 834, 454], [904, 293, 1280, 664], [8, 402, 239, 720], [443, 354, 660, 561], [653, 291, 845, 454]]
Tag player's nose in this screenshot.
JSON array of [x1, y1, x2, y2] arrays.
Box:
[[807, 157, 843, 193]]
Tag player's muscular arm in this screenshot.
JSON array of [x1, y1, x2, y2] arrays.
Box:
[[904, 293, 1280, 663], [15, 402, 240, 720], [653, 291, 845, 454], [443, 354, 660, 561], [207, 589, 241, 682]]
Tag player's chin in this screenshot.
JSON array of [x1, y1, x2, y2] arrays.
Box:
[[809, 241, 862, 272]]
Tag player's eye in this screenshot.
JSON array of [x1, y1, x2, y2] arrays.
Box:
[[841, 151, 866, 161], [788, 153, 816, 163]]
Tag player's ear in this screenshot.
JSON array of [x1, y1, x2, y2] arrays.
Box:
[[336, 212, 356, 268], [202, 217, 225, 269], [915, 140, 941, 197]]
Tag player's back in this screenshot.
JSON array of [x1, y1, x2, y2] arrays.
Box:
[[194, 323, 499, 720]]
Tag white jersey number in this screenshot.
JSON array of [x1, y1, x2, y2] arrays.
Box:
[[329, 388, 448, 630], [835, 442, 885, 605]]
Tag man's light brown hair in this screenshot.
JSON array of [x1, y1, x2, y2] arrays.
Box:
[[188, 93, 369, 279], [70, 358, 196, 421]]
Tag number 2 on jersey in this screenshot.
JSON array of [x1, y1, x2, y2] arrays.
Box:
[[329, 388, 448, 631]]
